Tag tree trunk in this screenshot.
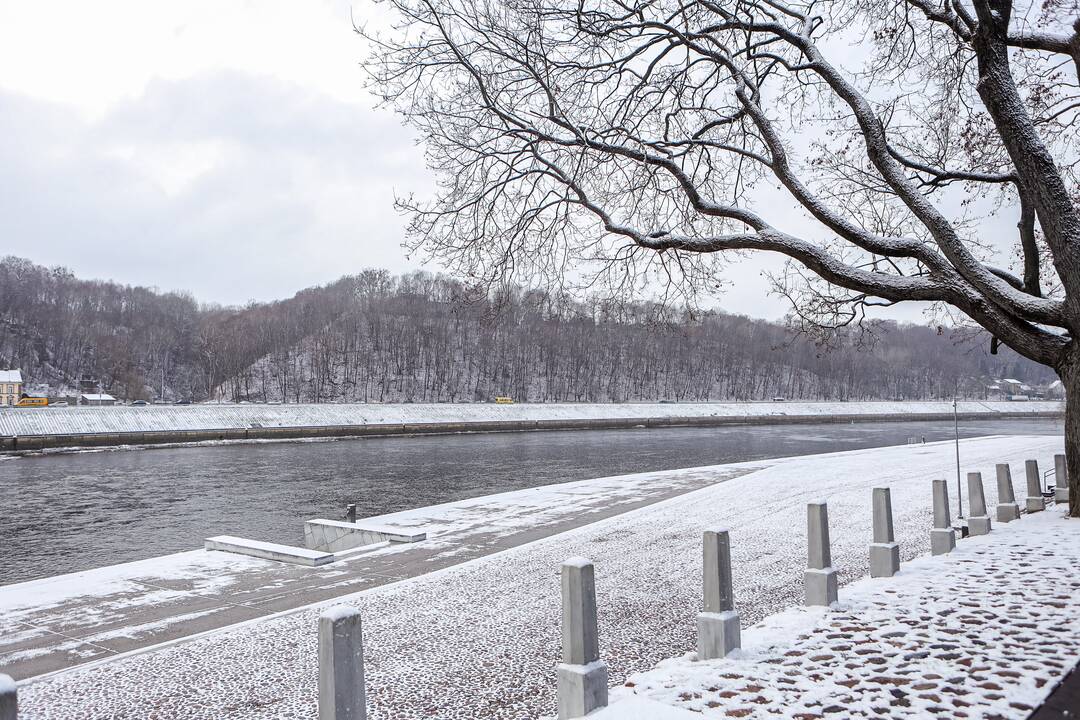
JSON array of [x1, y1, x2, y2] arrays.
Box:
[[1062, 350, 1080, 519]]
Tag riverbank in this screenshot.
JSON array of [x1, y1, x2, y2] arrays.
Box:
[[0, 462, 751, 680], [0, 400, 1064, 452], [8, 434, 1066, 719]]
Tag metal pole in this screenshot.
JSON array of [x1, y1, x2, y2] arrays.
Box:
[[953, 398, 963, 518]]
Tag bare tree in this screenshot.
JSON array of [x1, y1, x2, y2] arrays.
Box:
[[363, 0, 1080, 514]]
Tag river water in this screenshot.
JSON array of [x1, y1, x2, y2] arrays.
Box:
[[0, 417, 1063, 585]]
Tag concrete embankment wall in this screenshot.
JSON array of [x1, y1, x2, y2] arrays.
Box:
[[0, 401, 1064, 453]]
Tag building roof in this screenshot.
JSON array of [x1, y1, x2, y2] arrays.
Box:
[[0, 369, 22, 384], [80, 393, 116, 401]]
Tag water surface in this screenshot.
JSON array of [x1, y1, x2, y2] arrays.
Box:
[[0, 417, 1062, 585]]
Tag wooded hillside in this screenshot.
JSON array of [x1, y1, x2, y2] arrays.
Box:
[[0, 257, 1054, 403]]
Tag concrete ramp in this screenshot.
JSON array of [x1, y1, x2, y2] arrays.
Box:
[[304, 519, 427, 553]]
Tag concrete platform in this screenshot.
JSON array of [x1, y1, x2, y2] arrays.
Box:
[[205, 536, 336, 566], [303, 520, 426, 553]]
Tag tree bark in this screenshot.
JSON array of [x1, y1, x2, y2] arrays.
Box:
[[1061, 349, 1080, 519]]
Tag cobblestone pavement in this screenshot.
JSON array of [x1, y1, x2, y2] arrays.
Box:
[[621, 507, 1080, 719], [14, 436, 1066, 719]]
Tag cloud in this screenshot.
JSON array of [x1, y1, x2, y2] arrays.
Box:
[[0, 72, 428, 305], [0, 1, 1036, 327]]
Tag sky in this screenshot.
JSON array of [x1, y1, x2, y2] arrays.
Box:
[[0, 2, 1020, 322]]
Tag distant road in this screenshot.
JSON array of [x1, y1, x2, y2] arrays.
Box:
[[0, 400, 1065, 452]]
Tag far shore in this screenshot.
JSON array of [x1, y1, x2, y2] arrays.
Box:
[[0, 400, 1064, 453]]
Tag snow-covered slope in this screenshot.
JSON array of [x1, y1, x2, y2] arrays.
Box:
[[0, 400, 1063, 437]]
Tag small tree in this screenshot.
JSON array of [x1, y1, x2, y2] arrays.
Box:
[[364, 0, 1080, 515]]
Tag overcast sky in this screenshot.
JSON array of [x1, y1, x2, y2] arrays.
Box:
[[0, 2, 1019, 322]]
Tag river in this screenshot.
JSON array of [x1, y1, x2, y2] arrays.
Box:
[[0, 416, 1063, 585]]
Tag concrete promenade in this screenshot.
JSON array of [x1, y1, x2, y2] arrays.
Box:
[[0, 463, 749, 680], [0, 400, 1063, 452], [8, 435, 1067, 719]]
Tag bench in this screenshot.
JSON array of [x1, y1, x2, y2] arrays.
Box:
[[205, 535, 336, 566]]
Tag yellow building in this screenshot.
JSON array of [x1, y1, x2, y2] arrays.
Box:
[[0, 369, 23, 407]]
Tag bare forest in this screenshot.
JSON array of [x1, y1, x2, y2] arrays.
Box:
[[0, 256, 1053, 404]]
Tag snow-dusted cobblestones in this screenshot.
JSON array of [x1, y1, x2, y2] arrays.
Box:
[[617, 508, 1080, 719], [15, 436, 1068, 719]]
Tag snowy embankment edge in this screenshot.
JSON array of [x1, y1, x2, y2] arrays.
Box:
[[0, 400, 1064, 452]]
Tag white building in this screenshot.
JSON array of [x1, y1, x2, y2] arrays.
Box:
[[79, 393, 117, 406], [0, 369, 23, 406], [1001, 378, 1024, 394]]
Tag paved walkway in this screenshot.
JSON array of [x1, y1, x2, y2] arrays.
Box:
[[12, 436, 1066, 719], [617, 507, 1080, 719], [1031, 661, 1080, 719], [1, 464, 742, 680]]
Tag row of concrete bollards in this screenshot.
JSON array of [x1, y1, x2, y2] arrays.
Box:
[[0, 675, 15, 720], [557, 454, 1069, 718], [555, 496, 847, 717], [929, 455, 1070, 559]]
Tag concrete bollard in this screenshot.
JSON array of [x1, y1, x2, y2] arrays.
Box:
[[697, 528, 740, 660], [805, 501, 838, 606], [0, 674, 16, 720], [558, 558, 607, 719], [931, 479, 956, 555], [1025, 459, 1045, 513], [869, 488, 900, 578], [319, 606, 366, 720], [967, 472, 992, 536], [996, 464, 1020, 523], [1055, 454, 1069, 504]]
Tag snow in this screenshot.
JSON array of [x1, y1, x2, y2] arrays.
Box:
[[0, 400, 1063, 438], [0, 550, 265, 616], [13, 435, 1071, 719], [320, 605, 362, 623], [589, 696, 702, 718], [563, 556, 593, 569], [615, 508, 1080, 719], [0, 369, 22, 384]]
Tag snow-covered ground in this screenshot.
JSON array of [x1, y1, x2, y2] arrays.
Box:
[[13, 435, 1068, 719], [0, 400, 1062, 437], [609, 507, 1080, 719]]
